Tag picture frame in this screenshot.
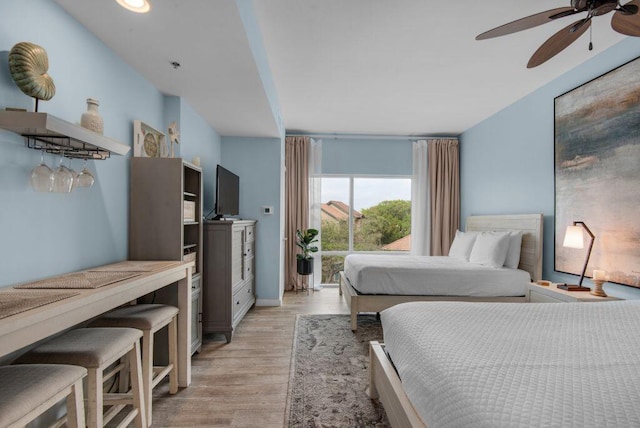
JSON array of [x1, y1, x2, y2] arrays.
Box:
[[554, 56, 640, 288], [133, 120, 167, 158]]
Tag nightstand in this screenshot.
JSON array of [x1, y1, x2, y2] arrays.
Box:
[[527, 282, 621, 303]]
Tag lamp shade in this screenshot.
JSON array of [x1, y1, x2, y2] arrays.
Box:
[[563, 225, 584, 249]]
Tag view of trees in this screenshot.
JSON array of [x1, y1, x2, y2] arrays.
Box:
[[320, 199, 411, 282], [358, 200, 411, 248]]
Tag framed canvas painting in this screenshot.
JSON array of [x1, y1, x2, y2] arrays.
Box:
[[555, 56, 640, 288]]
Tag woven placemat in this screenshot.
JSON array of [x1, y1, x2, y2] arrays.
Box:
[[88, 260, 180, 272], [0, 289, 80, 319], [14, 271, 143, 289]]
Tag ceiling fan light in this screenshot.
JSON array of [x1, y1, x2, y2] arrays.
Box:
[[115, 0, 151, 13]]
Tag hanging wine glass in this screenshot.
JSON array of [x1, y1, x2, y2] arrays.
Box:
[[68, 158, 80, 190], [52, 153, 74, 193], [29, 150, 54, 192], [75, 158, 95, 189]]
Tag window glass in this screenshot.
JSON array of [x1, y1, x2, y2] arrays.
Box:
[[320, 178, 350, 252], [321, 255, 345, 285], [353, 178, 411, 251]]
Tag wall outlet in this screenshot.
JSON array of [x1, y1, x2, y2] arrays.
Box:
[[262, 206, 273, 215]]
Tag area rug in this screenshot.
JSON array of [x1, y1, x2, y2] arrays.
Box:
[[286, 314, 390, 427]]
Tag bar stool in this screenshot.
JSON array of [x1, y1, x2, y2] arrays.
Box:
[[89, 304, 178, 425], [0, 364, 86, 428], [15, 328, 146, 428]]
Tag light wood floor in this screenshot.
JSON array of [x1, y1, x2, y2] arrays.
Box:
[[151, 287, 349, 427]]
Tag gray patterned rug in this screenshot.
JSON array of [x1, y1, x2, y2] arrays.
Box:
[[286, 314, 390, 428]]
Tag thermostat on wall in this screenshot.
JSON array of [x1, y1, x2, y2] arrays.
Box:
[[262, 206, 273, 215]]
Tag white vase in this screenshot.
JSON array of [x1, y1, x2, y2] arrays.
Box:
[[81, 98, 104, 135]]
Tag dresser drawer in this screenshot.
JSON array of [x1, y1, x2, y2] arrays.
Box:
[[243, 240, 254, 259], [244, 224, 255, 242], [232, 280, 254, 322], [244, 256, 254, 280], [191, 273, 201, 292]]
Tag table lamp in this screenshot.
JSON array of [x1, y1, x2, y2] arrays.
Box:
[[559, 221, 594, 291]]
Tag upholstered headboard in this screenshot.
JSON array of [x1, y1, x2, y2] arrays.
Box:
[[466, 214, 543, 281]]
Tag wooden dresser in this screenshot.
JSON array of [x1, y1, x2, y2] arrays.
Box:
[[203, 220, 256, 342]]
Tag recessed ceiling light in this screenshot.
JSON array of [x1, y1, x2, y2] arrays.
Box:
[[115, 0, 151, 13]]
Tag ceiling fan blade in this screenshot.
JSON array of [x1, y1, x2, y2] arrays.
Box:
[[570, 17, 590, 33], [527, 19, 591, 68], [476, 7, 578, 40], [612, 0, 640, 36]]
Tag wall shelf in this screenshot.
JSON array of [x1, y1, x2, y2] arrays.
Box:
[[0, 111, 130, 160]]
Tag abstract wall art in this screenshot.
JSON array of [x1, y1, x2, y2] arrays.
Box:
[[555, 56, 640, 288]]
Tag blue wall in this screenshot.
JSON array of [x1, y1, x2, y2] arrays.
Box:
[[221, 136, 284, 304], [460, 37, 640, 300], [178, 98, 222, 215], [0, 0, 220, 287], [322, 137, 412, 175]]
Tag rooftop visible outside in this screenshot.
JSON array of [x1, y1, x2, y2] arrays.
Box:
[[320, 177, 411, 283]]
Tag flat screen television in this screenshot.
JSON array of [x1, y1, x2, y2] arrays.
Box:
[[214, 165, 239, 219]]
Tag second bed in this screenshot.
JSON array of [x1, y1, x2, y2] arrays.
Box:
[[339, 214, 543, 330]]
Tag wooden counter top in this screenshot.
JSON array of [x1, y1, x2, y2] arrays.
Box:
[[0, 260, 193, 387]]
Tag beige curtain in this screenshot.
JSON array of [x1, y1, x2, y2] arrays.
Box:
[[428, 138, 460, 255], [285, 136, 310, 291]]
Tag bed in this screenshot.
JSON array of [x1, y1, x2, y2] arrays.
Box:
[[340, 214, 543, 330], [370, 300, 640, 428]]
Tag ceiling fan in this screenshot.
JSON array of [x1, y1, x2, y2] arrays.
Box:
[[476, 0, 640, 68]]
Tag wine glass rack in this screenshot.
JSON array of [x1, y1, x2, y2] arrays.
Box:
[[0, 111, 130, 160]]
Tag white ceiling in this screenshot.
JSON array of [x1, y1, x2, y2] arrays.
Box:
[[54, 0, 628, 138]]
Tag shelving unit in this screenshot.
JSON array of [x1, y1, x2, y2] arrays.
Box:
[[0, 111, 130, 159], [129, 158, 203, 354]]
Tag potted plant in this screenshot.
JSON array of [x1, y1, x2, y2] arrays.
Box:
[[296, 228, 319, 275]]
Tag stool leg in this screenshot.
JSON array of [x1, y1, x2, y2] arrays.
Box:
[[87, 368, 103, 428], [129, 340, 148, 428], [142, 329, 154, 425], [168, 316, 179, 395], [66, 378, 86, 428], [119, 355, 130, 393]]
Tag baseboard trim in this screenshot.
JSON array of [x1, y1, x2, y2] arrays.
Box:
[[256, 298, 282, 307]]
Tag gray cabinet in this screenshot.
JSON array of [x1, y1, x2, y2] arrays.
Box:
[[129, 157, 203, 354], [191, 274, 203, 354], [203, 220, 256, 343]]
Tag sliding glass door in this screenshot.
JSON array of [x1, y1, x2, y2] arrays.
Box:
[[319, 176, 411, 284]]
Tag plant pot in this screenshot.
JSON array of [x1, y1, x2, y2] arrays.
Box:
[[297, 258, 314, 276]]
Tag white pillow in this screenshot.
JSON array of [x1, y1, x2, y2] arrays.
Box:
[[504, 231, 523, 269], [448, 230, 479, 261], [469, 231, 511, 268]]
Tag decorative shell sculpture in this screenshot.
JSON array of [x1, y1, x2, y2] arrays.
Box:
[[8, 42, 56, 101]]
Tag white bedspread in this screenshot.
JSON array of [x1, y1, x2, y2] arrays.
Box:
[[344, 254, 528, 296], [382, 301, 640, 428]]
